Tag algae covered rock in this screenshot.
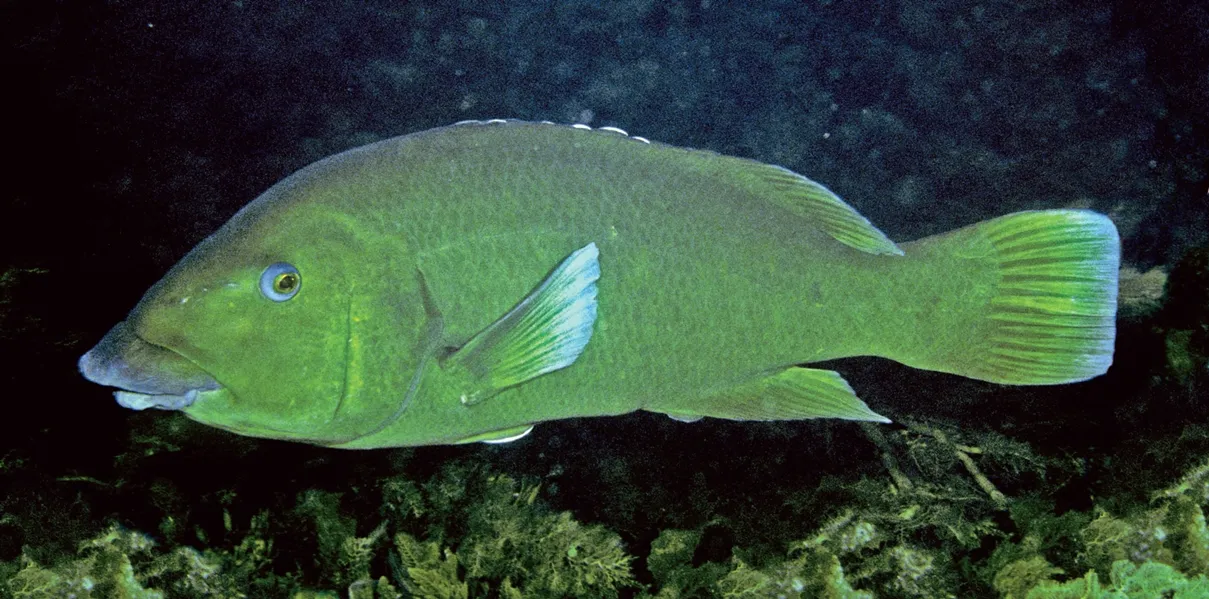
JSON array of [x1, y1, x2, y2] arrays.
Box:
[[5, 525, 163, 599], [389, 472, 635, 599], [1021, 560, 1209, 599]]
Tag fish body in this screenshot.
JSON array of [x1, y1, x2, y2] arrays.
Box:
[[79, 121, 1120, 448]]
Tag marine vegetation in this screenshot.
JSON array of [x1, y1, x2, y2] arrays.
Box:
[[1, 460, 638, 599], [5, 0, 1209, 596], [1, 244, 1207, 598], [2, 425, 1209, 599]]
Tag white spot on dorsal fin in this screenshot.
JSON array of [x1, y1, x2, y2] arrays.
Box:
[[452, 119, 654, 144]]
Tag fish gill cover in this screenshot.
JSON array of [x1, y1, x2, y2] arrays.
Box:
[[2, 0, 1209, 597]]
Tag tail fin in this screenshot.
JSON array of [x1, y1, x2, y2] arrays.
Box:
[[945, 210, 1119, 385]]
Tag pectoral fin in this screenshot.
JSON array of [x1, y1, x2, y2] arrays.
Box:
[[447, 242, 600, 405], [652, 367, 890, 423]]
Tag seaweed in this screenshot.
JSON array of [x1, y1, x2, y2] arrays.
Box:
[[389, 471, 635, 598], [1020, 560, 1209, 599], [8, 400, 1209, 599]]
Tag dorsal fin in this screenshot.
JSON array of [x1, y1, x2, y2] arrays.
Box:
[[449, 120, 901, 256], [548, 119, 903, 255], [747, 164, 903, 256], [559, 121, 902, 255]]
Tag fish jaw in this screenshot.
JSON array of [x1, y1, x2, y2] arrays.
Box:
[[78, 321, 220, 411]]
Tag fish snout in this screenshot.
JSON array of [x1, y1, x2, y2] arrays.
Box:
[[79, 321, 219, 411]]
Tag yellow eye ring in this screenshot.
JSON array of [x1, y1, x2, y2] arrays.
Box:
[[259, 263, 301, 302], [274, 272, 299, 293]]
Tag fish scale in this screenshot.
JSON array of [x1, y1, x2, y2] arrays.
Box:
[[78, 120, 1119, 448]]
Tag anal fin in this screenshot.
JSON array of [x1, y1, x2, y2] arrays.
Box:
[[652, 367, 889, 423]]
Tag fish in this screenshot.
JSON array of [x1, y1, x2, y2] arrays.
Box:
[[78, 120, 1120, 448]]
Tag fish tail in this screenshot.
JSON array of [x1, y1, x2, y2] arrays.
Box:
[[909, 210, 1120, 384]]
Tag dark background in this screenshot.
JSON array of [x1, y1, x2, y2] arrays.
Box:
[[1, 0, 1207, 587]]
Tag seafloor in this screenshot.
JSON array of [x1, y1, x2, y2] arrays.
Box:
[[2, 1, 1209, 598]]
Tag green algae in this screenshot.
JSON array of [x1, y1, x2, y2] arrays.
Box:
[[1018, 560, 1209, 599], [9, 433, 1209, 598], [389, 473, 634, 598]]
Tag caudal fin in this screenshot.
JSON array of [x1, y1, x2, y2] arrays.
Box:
[[953, 210, 1119, 384]]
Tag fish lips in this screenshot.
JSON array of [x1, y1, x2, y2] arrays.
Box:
[[79, 321, 220, 411]]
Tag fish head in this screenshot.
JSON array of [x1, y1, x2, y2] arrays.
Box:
[[79, 186, 367, 443]]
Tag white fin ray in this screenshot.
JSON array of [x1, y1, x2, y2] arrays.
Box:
[[449, 243, 601, 405]]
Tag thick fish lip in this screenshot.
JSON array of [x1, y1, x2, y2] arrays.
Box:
[[78, 321, 220, 411], [112, 388, 202, 411]]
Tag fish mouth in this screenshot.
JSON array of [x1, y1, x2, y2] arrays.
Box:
[[78, 321, 220, 411]]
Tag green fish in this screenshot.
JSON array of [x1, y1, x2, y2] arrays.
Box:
[[79, 120, 1119, 448]]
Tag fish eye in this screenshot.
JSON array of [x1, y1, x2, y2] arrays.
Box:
[[259, 262, 301, 302]]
